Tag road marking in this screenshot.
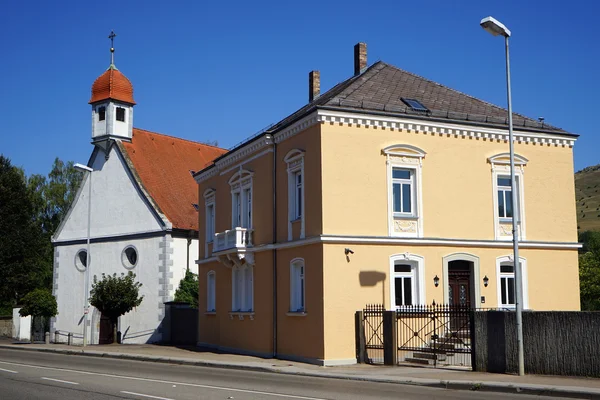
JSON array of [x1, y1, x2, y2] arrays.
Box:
[[121, 391, 174, 400], [0, 367, 17, 374], [41, 377, 79, 385], [0, 360, 328, 400]]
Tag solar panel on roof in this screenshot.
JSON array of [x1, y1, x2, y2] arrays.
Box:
[[401, 98, 429, 112]]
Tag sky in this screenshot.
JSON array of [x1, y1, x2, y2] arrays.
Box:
[[1, 0, 599, 176]]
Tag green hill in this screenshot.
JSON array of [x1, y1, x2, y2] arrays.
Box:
[[575, 164, 600, 232]]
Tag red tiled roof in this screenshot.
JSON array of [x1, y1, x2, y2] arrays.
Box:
[[89, 65, 136, 105], [120, 128, 227, 230]]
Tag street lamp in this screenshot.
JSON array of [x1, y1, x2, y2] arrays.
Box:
[[480, 16, 525, 376], [74, 163, 93, 347]]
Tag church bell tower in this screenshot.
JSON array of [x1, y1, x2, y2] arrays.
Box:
[[89, 31, 135, 152]]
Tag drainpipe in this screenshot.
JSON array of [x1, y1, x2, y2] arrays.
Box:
[[271, 135, 278, 357]]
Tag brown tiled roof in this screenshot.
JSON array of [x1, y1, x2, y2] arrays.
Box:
[[89, 65, 136, 105], [319, 62, 567, 133], [120, 128, 227, 230]]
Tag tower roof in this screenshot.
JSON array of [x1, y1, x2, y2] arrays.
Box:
[[89, 65, 136, 105]]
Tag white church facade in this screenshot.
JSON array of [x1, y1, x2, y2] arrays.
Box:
[[51, 45, 225, 344]]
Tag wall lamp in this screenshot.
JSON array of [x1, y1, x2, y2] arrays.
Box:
[[483, 275, 489, 287], [433, 275, 440, 287], [344, 248, 354, 255]]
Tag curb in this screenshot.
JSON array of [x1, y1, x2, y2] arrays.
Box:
[[1, 345, 599, 399]]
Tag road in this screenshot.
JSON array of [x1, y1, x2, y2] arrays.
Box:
[[0, 348, 564, 400]]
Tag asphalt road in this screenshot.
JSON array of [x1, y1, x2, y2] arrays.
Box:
[[0, 348, 565, 400]]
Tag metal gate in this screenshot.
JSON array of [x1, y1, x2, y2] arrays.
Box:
[[31, 316, 49, 343], [396, 304, 473, 368], [362, 304, 385, 364]]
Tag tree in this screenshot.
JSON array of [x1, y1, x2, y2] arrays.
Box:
[[0, 156, 49, 314], [174, 270, 199, 308], [19, 288, 58, 318], [89, 272, 144, 344], [579, 231, 600, 310]]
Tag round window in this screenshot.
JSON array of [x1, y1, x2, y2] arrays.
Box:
[[122, 246, 138, 269], [75, 249, 88, 272]]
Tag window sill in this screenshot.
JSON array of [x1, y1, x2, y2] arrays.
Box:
[[205, 311, 216, 315], [229, 311, 255, 320], [393, 214, 418, 220], [286, 312, 307, 317], [290, 218, 302, 223]]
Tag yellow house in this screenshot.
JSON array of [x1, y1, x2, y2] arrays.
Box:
[[194, 43, 580, 366]]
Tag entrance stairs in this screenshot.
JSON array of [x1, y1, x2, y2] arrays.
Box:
[[404, 330, 471, 366]]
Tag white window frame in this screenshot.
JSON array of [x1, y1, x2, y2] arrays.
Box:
[[389, 253, 425, 308], [392, 168, 414, 216], [290, 258, 305, 313], [383, 145, 425, 238], [284, 149, 305, 241], [489, 153, 527, 240], [207, 271, 216, 312], [203, 189, 216, 258], [231, 265, 253, 312], [228, 169, 253, 229], [495, 255, 529, 310]]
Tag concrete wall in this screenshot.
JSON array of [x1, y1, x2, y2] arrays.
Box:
[[0, 316, 12, 337], [475, 311, 600, 376]]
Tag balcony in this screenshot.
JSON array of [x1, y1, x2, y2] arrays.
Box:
[[213, 227, 254, 267]]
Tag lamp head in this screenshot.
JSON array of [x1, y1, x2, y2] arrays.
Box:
[[74, 163, 93, 173], [480, 16, 511, 37]]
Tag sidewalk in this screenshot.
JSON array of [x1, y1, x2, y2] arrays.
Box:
[[1, 339, 599, 399]]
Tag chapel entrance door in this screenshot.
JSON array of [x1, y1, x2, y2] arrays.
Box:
[[99, 314, 113, 344]]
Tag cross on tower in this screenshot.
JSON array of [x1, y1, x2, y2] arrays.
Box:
[[108, 30, 117, 65]]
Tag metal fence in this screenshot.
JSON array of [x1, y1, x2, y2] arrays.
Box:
[[357, 304, 475, 369]]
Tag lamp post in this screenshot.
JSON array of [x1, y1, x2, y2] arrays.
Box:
[[480, 16, 525, 376], [74, 163, 93, 347]]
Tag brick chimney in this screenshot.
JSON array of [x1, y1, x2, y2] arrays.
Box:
[[309, 70, 320, 102], [354, 42, 367, 75]]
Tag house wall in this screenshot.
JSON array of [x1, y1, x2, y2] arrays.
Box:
[[320, 122, 578, 242], [172, 237, 199, 287], [321, 243, 579, 361]]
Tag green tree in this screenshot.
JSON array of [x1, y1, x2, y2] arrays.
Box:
[[174, 270, 199, 308], [89, 272, 144, 344], [19, 288, 58, 318], [579, 231, 600, 310], [0, 156, 48, 314]]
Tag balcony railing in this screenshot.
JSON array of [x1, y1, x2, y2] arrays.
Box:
[[213, 227, 254, 253]]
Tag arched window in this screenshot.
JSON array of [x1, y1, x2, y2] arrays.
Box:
[[207, 271, 216, 312], [290, 258, 305, 312], [232, 265, 253, 312], [389, 253, 425, 307]]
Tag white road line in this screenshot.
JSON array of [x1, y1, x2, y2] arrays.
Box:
[[0, 367, 17, 374], [0, 360, 328, 400], [41, 377, 79, 385], [121, 391, 174, 400]]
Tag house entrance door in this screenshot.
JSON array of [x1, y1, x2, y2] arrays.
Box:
[[448, 260, 472, 331]]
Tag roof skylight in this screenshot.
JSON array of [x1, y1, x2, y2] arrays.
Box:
[[401, 98, 429, 112]]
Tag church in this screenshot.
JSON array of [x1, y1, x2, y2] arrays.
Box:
[[51, 37, 226, 344]]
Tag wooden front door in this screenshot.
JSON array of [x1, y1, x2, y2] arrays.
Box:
[[448, 260, 472, 331], [99, 314, 113, 344]]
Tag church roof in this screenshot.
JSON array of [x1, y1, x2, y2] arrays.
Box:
[[120, 128, 227, 231], [89, 65, 136, 105]]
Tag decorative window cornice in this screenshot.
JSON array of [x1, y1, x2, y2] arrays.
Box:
[[382, 144, 426, 158], [203, 188, 216, 202], [488, 152, 529, 166]]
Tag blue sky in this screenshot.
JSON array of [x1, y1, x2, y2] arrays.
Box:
[[2, 0, 598, 175]]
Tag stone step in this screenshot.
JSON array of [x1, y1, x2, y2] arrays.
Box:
[[413, 352, 447, 361], [404, 357, 431, 365]]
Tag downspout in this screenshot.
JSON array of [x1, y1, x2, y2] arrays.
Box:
[[271, 135, 278, 357]]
